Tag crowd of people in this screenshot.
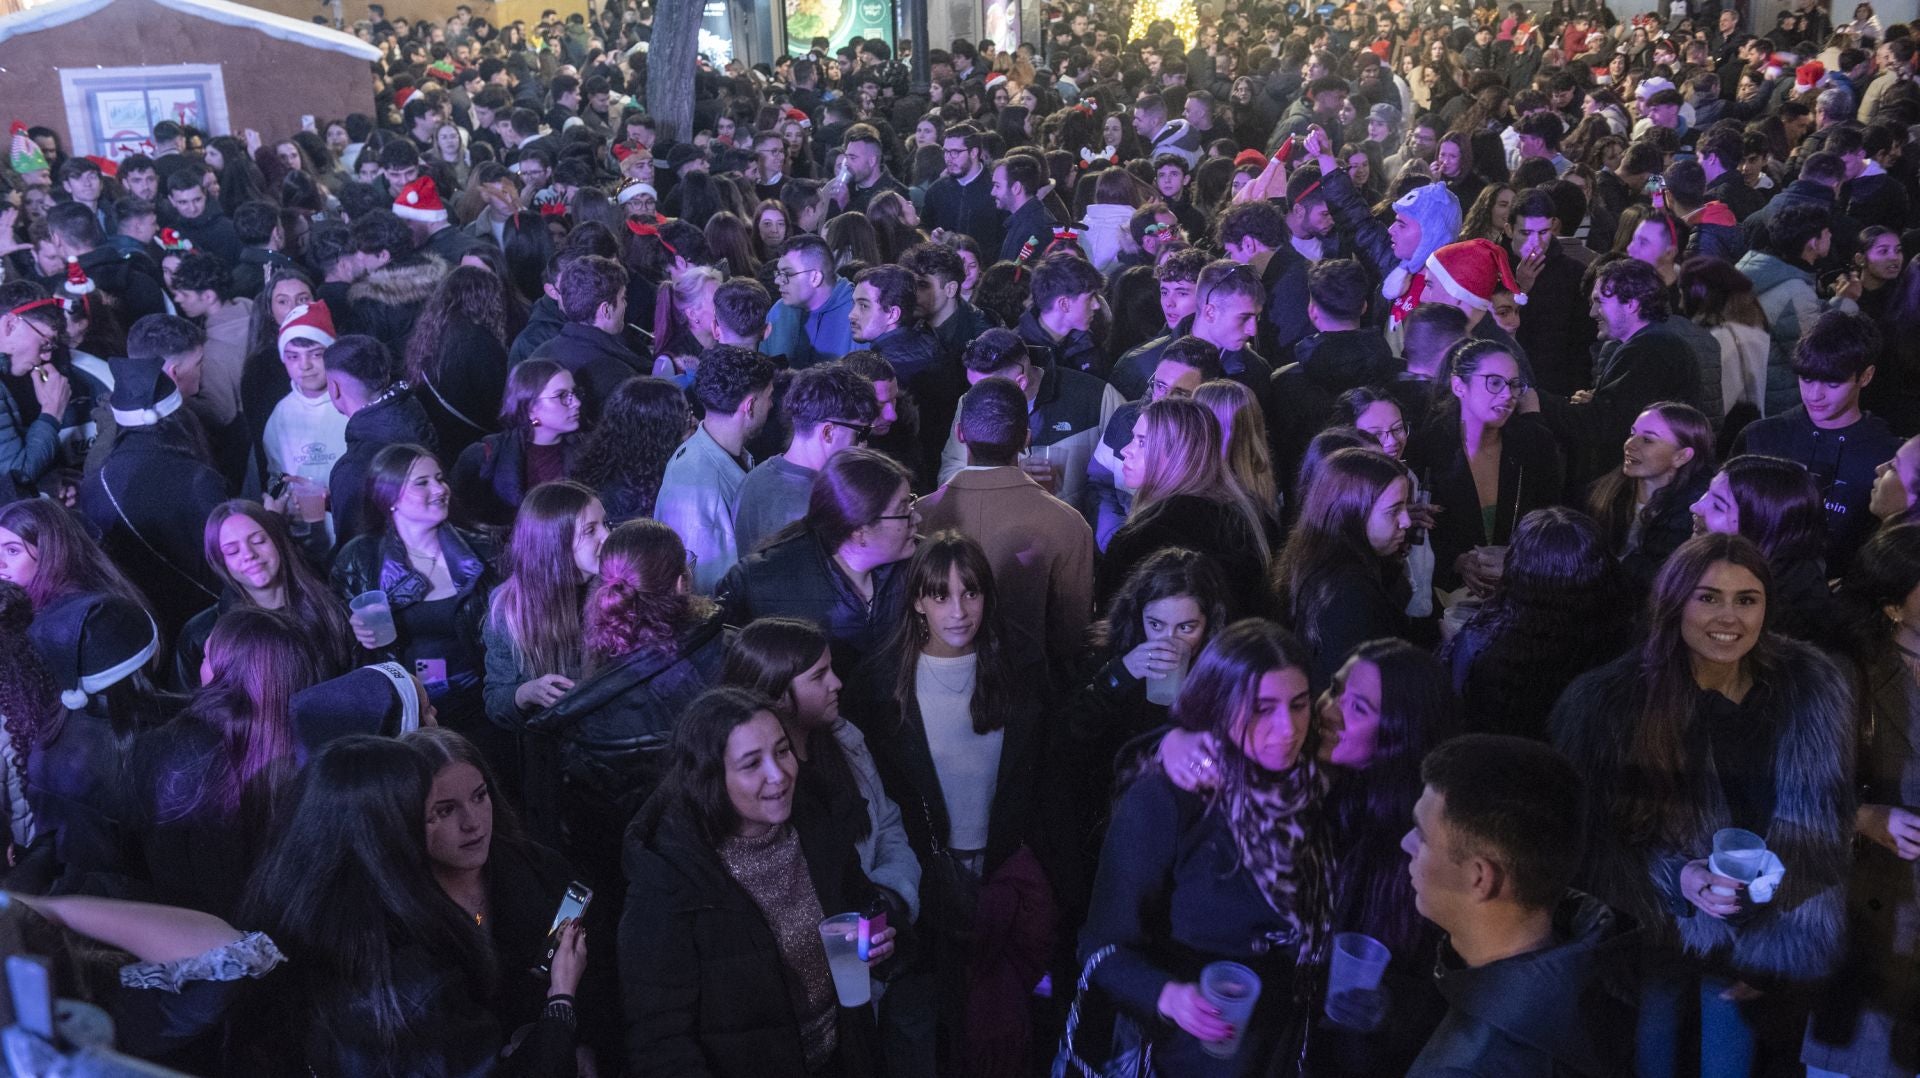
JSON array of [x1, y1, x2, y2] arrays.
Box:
[[0, 0, 1918, 1073]]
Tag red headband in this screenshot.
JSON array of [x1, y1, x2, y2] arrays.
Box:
[[626, 218, 677, 255], [8, 298, 61, 317]]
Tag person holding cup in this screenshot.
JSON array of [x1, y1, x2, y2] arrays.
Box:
[[1551, 533, 1855, 1078], [618, 687, 896, 1078], [1076, 620, 1331, 1076], [1404, 338, 1563, 598]]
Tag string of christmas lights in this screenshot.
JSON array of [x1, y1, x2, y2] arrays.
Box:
[[1128, 0, 1200, 48]]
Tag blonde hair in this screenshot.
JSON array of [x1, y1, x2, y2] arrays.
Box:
[[1135, 397, 1272, 561], [1193, 379, 1280, 526]]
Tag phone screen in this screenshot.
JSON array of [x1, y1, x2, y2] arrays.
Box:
[[537, 882, 592, 973]]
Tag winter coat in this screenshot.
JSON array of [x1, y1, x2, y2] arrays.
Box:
[[346, 254, 447, 352], [329, 525, 498, 688], [529, 322, 648, 416], [1736, 250, 1827, 418], [1682, 200, 1748, 265], [1270, 328, 1400, 485], [1704, 170, 1768, 220], [1805, 650, 1920, 1076], [1538, 322, 1700, 489], [1101, 494, 1274, 618], [1744, 181, 1859, 269], [922, 170, 1004, 263], [763, 278, 856, 370], [997, 197, 1059, 265], [0, 388, 62, 503], [714, 531, 908, 679], [417, 319, 509, 462], [1658, 315, 1728, 430], [1015, 307, 1106, 380], [77, 425, 226, 634], [451, 428, 584, 528], [937, 360, 1122, 520], [1405, 413, 1564, 591], [1513, 238, 1602, 397], [228, 247, 295, 303], [327, 386, 437, 545], [73, 245, 169, 327], [617, 800, 882, 1078], [1286, 560, 1412, 689], [509, 296, 567, 365], [1549, 644, 1855, 984], [1732, 406, 1902, 575], [1842, 170, 1912, 233], [525, 613, 729, 886], [1407, 890, 1640, 1078], [171, 207, 240, 262]]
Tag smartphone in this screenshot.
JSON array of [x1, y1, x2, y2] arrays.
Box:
[[537, 881, 592, 974], [857, 903, 887, 962], [267, 473, 291, 500]]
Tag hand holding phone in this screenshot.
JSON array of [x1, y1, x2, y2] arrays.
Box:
[[539, 882, 592, 975]]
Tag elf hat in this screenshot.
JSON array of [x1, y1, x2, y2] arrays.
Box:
[[392, 175, 447, 222], [26, 591, 158, 710], [278, 301, 337, 355], [62, 257, 95, 297], [9, 122, 47, 176], [106, 356, 182, 428], [1425, 238, 1527, 311]]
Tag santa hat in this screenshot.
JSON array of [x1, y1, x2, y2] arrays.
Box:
[[157, 228, 192, 253], [782, 106, 811, 129], [9, 122, 46, 176], [26, 592, 158, 711], [292, 662, 423, 755], [106, 356, 182, 428], [616, 179, 658, 205], [62, 257, 94, 297], [985, 73, 1008, 93], [84, 155, 118, 178], [1232, 148, 1268, 170], [1382, 183, 1463, 300], [392, 175, 447, 222], [1425, 238, 1527, 312], [394, 85, 418, 109], [1634, 76, 1676, 100], [1764, 53, 1796, 80], [1794, 61, 1825, 93], [278, 301, 337, 355]]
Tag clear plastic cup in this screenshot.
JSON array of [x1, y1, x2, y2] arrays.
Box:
[[1324, 932, 1391, 1030], [1709, 828, 1768, 896], [816, 912, 871, 1007], [349, 589, 398, 648], [1198, 961, 1261, 1059], [1145, 638, 1189, 706]]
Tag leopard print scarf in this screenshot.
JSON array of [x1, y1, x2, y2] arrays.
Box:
[[1219, 753, 1333, 982]]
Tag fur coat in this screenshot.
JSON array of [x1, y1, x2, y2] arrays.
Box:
[[1550, 641, 1855, 984]]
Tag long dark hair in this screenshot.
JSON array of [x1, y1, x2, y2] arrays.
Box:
[[1273, 447, 1409, 651], [1585, 402, 1716, 553], [779, 447, 911, 551], [583, 519, 712, 667], [159, 608, 320, 823], [1326, 638, 1455, 961], [887, 532, 1019, 735], [402, 725, 529, 853], [489, 481, 598, 678], [404, 265, 511, 387], [0, 499, 148, 613], [634, 686, 783, 847], [722, 617, 869, 840], [1622, 533, 1778, 844], [1089, 546, 1231, 657], [238, 735, 497, 1058], [1719, 454, 1826, 566], [0, 582, 58, 792], [1837, 522, 1920, 660], [201, 501, 356, 676], [574, 377, 688, 521]]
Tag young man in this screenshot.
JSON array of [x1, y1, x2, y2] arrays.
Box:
[[1508, 189, 1601, 397], [764, 234, 855, 369], [919, 376, 1096, 673], [732, 364, 878, 559], [346, 209, 448, 351], [1736, 203, 1834, 417], [1133, 93, 1199, 165], [1403, 734, 1636, 1077], [44, 202, 169, 326], [991, 153, 1058, 265], [324, 334, 436, 545], [1216, 200, 1311, 361], [528, 254, 645, 412], [165, 252, 251, 456], [849, 265, 938, 384], [1393, 303, 1470, 420], [1272, 258, 1397, 479], [1109, 248, 1210, 399], [923, 124, 1003, 259], [1732, 311, 1898, 573], [831, 124, 907, 215], [711, 278, 774, 349], [260, 302, 348, 542], [899, 241, 996, 362], [1150, 154, 1209, 240], [229, 200, 296, 300], [1017, 251, 1107, 376], [653, 345, 778, 593]]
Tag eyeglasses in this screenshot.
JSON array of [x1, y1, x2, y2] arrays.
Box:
[[1476, 373, 1531, 397], [1361, 421, 1410, 443], [541, 388, 580, 403], [1147, 377, 1194, 399], [773, 266, 813, 284], [876, 493, 918, 521], [829, 419, 873, 442]]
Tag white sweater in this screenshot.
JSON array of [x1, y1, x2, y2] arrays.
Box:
[[915, 652, 1001, 853]]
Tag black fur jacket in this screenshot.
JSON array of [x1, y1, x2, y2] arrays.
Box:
[[1550, 640, 1856, 984]]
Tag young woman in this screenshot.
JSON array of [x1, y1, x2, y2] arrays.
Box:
[[176, 500, 357, 690], [1552, 534, 1854, 1078], [1457, 183, 1516, 246], [451, 360, 587, 527], [717, 449, 919, 677], [1869, 433, 1920, 528], [481, 481, 606, 728], [619, 688, 895, 1078], [1405, 339, 1563, 595], [331, 445, 500, 736], [402, 727, 604, 1067], [1194, 379, 1283, 529], [1078, 620, 1330, 1075], [1678, 256, 1772, 432], [1690, 455, 1834, 640], [127, 608, 320, 919], [406, 265, 515, 462], [574, 376, 689, 525], [1335, 386, 1440, 619], [1587, 402, 1717, 594], [528, 519, 727, 888], [1273, 447, 1415, 686], [751, 200, 792, 263], [237, 735, 584, 1075], [1103, 397, 1274, 613], [0, 497, 149, 615], [865, 191, 926, 266], [1442, 506, 1633, 740]]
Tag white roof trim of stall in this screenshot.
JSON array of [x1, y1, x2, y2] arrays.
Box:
[[0, 0, 381, 60]]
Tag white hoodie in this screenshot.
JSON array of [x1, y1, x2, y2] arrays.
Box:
[[1076, 203, 1139, 275]]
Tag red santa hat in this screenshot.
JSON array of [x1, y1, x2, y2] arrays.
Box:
[[781, 106, 811, 128], [392, 176, 447, 223], [1424, 239, 1527, 312], [985, 73, 1008, 93], [63, 257, 95, 297], [394, 85, 418, 109], [1794, 61, 1826, 93], [277, 301, 337, 356], [157, 228, 192, 253]]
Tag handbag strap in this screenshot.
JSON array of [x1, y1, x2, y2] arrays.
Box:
[[1054, 944, 1152, 1078], [100, 460, 219, 602], [421, 374, 489, 434]]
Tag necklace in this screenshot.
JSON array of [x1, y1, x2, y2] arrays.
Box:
[[405, 544, 443, 572], [919, 652, 977, 695]]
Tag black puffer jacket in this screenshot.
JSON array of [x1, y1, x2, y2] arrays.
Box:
[[715, 532, 908, 678], [530, 322, 650, 416], [451, 429, 586, 528]]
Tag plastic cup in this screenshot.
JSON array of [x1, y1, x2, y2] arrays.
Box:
[[349, 589, 398, 648], [1709, 828, 1768, 896], [817, 913, 871, 1007], [1324, 932, 1391, 1030], [1198, 961, 1261, 1059], [1145, 638, 1189, 706]]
